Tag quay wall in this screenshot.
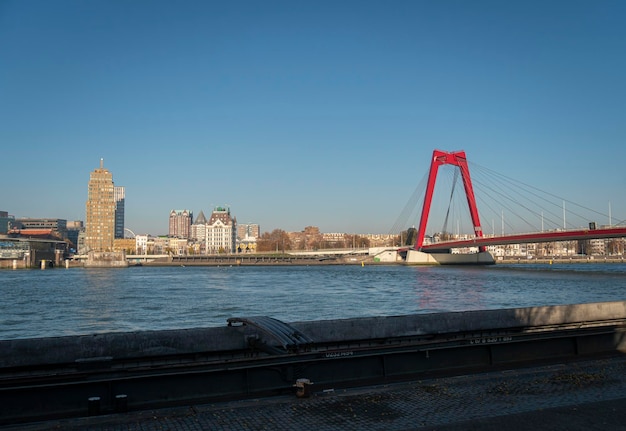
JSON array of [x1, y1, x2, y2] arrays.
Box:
[[2, 301, 626, 369]]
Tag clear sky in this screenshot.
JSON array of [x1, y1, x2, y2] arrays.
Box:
[[1, 0, 625, 236]]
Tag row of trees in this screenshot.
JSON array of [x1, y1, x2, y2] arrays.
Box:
[[256, 228, 385, 253]]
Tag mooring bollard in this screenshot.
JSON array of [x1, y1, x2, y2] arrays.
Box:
[[115, 394, 128, 412], [293, 378, 313, 398], [87, 396, 101, 416]]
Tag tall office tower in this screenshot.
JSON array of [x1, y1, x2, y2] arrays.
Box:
[[169, 209, 193, 238], [114, 186, 125, 239], [85, 159, 116, 252]]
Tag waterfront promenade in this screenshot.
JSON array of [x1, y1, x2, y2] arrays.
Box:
[[6, 355, 626, 431]]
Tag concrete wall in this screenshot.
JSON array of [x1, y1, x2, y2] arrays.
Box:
[[2, 300, 626, 368], [405, 249, 495, 265], [84, 251, 129, 268]]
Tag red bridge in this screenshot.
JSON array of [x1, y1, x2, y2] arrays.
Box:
[[421, 226, 626, 253], [412, 150, 626, 255]]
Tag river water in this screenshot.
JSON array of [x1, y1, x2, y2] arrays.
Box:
[[2, 264, 626, 340]]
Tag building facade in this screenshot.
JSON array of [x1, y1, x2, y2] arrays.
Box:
[[14, 218, 68, 240], [114, 186, 125, 239], [205, 207, 236, 254], [169, 209, 193, 238], [85, 159, 116, 252], [135, 234, 148, 254], [0, 211, 14, 234], [66, 220, 83, 253], [237, 223, 260, 240], [190, 207, 237, 254], [236, 223, 259, 253]]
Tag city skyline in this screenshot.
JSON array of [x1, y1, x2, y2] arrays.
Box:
[[1, 1, 625, 236]]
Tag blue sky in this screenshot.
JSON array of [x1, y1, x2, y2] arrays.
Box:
[[1, 0, 625, 236]]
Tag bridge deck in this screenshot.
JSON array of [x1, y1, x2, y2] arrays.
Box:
[[421, 226, 626, 252]]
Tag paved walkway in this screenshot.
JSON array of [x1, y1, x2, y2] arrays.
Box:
[[5, 356, 626, 430]]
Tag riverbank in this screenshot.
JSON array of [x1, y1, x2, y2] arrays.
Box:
[[124, 254, 626, 267], [4, 253, 625, 270], [497, 256, 626, 264]]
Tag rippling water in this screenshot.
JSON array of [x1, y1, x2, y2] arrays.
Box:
[[1, 264, 626, 340]]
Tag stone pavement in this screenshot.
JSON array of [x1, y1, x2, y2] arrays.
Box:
[[5, 356, 626, 431]]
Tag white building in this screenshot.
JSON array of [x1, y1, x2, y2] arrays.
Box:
[[135, 234, 148, 255], [190, 211, 206, 241], [205, 207, 236, 254], [189, 207, 237, 254]]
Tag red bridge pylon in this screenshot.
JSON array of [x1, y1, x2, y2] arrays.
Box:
[[415, 150, 485, 252]]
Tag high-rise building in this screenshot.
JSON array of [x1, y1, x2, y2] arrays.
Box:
[[85, 159, 116, 252], [169, 209, 193, 238], [114, 186, 125, 239]]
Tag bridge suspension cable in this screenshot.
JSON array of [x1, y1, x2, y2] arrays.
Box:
[[390, 150, 622, 246], [468, 162, 613, 233]]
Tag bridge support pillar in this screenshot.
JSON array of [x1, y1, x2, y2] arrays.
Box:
[[415, 150, 485, 252], [406, 250, 494, 265]]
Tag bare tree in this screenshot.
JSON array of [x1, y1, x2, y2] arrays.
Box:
[[257, 229, 292, 253]]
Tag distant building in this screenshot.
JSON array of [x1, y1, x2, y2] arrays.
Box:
[[169, 209, 193, 239], [113, 238, 135, 254], [76, 230, 87, 254], [190, 210, 208, 243], [114, 186, 125, 239], [205, 207, 236, 254], [588, 238, 607, 256], [66, 220, 83, 252], [0, 211, 14, 234], [322, 232, 344, 245], [135, 234, 148, 254], [15, 218, 68, 240], [169, 237, 189, 256], [85, 159, 116, 252], [236, 223, 259, 253], [363, 233, 397, 247], [237, 223, 260, 240], [190, 209, 238, 254]]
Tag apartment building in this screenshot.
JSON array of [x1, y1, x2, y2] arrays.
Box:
[[169, 209, 193, 238]]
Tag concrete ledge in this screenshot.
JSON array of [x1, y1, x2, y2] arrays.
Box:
[[2, 301, 626, 368], [295, 300, 626, 342]]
